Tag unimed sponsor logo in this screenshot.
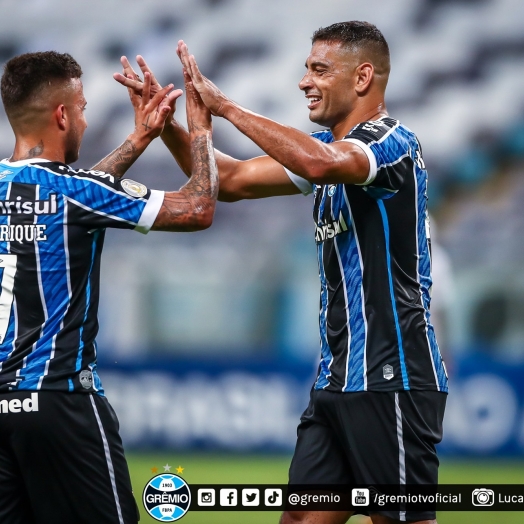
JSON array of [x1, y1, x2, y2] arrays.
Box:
[[0, 393, 39, 413]]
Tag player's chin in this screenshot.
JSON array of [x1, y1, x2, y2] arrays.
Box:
[[64, 148, 80, 165], [308, 110, 329, 127]]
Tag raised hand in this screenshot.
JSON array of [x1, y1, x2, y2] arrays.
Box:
[[152, 71, 218, 232], [177, 40, 230, 117], [184, 70, 212, 133], [132, 72, 182, 141], [92, 72, 181, 177], [114, 55, 179, 121]]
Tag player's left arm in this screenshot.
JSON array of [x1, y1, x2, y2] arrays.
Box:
[[151, 71, 218, 231], [177, 41, 370, 185], [91, 73, 182, 178]]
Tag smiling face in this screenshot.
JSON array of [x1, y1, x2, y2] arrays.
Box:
[[299, 40, 361, 129]]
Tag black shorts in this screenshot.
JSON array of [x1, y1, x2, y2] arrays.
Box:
[[289, 389, 446, 521], [0, 391, 139, 524]]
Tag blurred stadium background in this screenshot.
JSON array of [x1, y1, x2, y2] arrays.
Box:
[[2, 0, 524, 522]]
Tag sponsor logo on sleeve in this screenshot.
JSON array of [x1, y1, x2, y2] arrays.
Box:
[[121, 179, 147, 198]]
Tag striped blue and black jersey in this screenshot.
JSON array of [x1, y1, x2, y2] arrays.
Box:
[[0, 158, 163, 395], [288, 117, 448, 393]]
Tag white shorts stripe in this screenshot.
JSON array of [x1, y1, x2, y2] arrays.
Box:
[[89, 395, 125, 524], [395, 392, 407, 522]]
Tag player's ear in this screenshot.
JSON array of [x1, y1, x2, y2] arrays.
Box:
[[54, 104, 67, 131], [354, 63, 374, 94]]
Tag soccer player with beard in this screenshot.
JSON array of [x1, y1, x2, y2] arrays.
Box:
[[0, 51, 217, 523], [117, 21, 448, 524]]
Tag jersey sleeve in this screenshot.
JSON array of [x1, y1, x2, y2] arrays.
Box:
[[284, 167, 314, 195], [43, 165, 164, 233], [284, 129, 335, 196], [343, 120, 408, 199]]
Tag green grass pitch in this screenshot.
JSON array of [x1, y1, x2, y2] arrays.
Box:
[[128, 453, 524, 524]]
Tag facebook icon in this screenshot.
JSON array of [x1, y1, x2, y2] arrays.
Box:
[[220, 489, 238, 506]]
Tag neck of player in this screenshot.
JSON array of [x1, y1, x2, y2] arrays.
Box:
[[330, 101, 388, 141], [10, 135, 67, 164]]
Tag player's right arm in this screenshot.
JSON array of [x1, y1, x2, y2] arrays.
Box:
[[161, 119, 301, 202], [114, 56, 302, 203]]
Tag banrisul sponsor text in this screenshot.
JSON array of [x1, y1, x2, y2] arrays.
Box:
[[0, 194, 57, 215]]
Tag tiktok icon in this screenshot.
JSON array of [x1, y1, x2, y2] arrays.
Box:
[[265, 489, 283, 507]]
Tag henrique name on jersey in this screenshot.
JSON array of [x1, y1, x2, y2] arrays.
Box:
[[0, 224, 47, 243]]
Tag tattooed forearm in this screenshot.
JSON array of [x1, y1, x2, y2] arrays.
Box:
[[187, 116, 211, 134], [186, 134, 219, 202], [153, 132, 218, 231], [91, 139, 139, 178]]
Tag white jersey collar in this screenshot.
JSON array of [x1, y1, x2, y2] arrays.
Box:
[[1, 158, 54, 167]]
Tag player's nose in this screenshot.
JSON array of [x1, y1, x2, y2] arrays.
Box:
[[299, 71, 313, 91]]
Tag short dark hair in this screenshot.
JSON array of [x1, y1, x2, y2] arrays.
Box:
[[1, 51, 82, 117], [312, 21, 390, 61]]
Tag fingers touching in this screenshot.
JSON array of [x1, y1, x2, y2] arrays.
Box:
[[114, 43, 223, 126], [136, 55, 160, 86], [142, 72, 151, 106], [177, 40, 199, 83], [176, 40, 227, 117], [113, 55, 160, 94]]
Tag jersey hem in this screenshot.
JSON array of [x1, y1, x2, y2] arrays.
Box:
[[314, 384, 448, 393]]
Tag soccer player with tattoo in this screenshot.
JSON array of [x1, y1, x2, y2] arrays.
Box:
[[118, 21, 447, 524], [0, 51, 217, 523]]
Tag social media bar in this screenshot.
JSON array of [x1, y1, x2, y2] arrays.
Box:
[[188, 484, 524, 511]]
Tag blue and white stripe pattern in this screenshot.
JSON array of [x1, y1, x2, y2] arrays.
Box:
[[0, 159, 163, 394], [302, 118, 448, 393]]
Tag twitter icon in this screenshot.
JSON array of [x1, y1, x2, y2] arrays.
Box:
[[242, 489, 260, 506]]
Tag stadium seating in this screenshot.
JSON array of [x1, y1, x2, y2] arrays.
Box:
[[1, 0, 523, 359]]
